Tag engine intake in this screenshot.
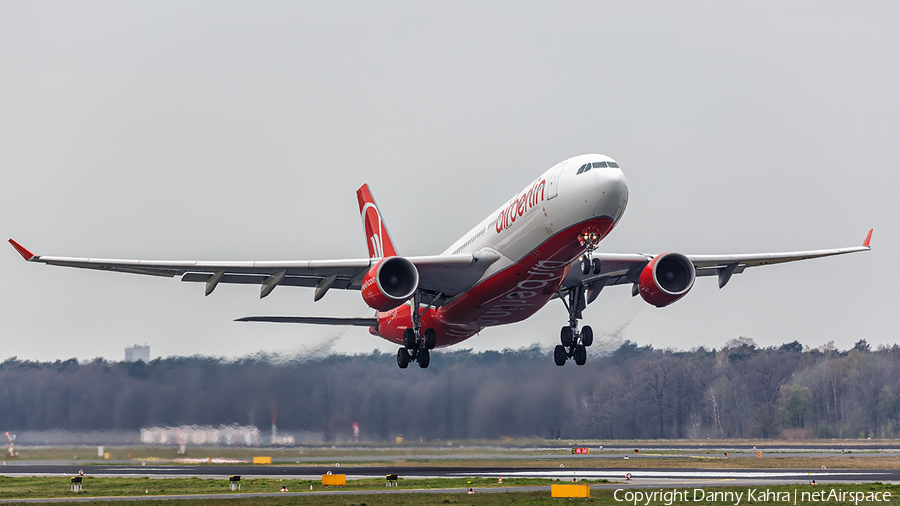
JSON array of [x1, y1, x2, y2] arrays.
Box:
[[361, 257, 419, 311], [638, 252, 696, 307]]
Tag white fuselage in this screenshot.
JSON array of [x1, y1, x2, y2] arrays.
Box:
[[442, 154, 629, 287], [374, 154, 632, 344]]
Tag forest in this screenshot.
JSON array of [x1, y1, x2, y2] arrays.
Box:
[[0, 338, 896, 441]]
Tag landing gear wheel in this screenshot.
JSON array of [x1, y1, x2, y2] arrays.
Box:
[[397, 348, 410, 368], [560, 326, 574, 347], [554, 345, 567, 366], [424, 328, 437, 350], [581, 258, 591, 275], [403, 329, 417, 349], [574, 345, 587, 366], [418, 348, 430, 368], [591, 258, 602, 275], [581, 326, 593, 347]]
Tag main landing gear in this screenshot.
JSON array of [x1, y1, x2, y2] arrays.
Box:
[[554, 283, 593, 367], [554, 326, 592, 366], [396, 291, 439, 369], [397, 328, 435, 369]]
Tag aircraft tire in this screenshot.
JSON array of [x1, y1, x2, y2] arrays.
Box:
[[581, 326, 593, 347], [403, 329, 417, 349], [560, 326, 574, 347], [553, 345, 567, 366], [574, 345, 587, 366], [418, 348, 430, 368], [424, 328, 437, 349], [581, 258, 591, 275], [397, 348, 410, 369], [592, 258, 602, 275]]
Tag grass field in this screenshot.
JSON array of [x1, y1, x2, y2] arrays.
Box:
[[0, 476, 603, 500], [0, 482, 897, 506]]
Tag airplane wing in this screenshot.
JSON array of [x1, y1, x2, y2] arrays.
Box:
[[7, 239, 501, 302], [561, 229, 873, 301]]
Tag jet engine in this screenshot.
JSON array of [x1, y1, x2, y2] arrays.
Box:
[[637, 252, 696, 307], [361, 256, 419, 311]]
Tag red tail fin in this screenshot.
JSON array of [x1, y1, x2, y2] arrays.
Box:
[[356, 184, 397, 259]]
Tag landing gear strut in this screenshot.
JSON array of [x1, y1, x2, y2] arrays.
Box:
[[555, 284, 593, 366], [578, 232, 602, 276], [397, 291, 441, 369]]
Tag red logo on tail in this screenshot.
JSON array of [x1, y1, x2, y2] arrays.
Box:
[[356, 184, 397, 259]]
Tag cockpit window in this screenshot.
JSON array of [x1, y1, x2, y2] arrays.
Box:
[[578, 161, 620, 174], [579, 160, 619, 172]]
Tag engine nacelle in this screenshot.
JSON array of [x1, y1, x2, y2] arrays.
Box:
[[361, 256, 419, 311], [638, 252, 696, 308]]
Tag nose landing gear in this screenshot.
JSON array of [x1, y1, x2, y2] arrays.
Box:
[[554, 284, 593, 366], [578, 232, 603, 275]]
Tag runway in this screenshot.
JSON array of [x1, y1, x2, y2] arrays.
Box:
[[1, 463, 896, 483]]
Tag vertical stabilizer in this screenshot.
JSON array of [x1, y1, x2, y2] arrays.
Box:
[[356, 184, 398, 259]]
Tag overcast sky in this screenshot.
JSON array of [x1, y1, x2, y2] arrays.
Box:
[[1, 1, 896, 362]]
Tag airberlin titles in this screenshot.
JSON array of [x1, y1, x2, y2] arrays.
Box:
[[471, 259, 568, 327], [496, 178, 546, 233]]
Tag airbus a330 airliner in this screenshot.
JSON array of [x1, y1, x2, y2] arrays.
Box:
[[9, 154, 872, 368]]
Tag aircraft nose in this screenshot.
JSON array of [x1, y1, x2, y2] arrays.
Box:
[[594, 165, 629, 219], [596, 165, 627, 194]]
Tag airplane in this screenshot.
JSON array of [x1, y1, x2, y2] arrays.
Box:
[[9, 154, 873, 369]]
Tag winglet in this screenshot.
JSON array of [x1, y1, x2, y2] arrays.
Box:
[[8, 239, 35, 261], [863, 229, 873, 248]]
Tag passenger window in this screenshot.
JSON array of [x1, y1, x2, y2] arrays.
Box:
[[608, 161, 619, 168], [592, 161, 608, 168], [576, 165, 585, 174]]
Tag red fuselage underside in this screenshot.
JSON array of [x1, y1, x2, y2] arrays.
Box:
[[373, 217, 614, 347]]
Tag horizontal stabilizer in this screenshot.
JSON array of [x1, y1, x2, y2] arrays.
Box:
[[236, 316, 377, 326]]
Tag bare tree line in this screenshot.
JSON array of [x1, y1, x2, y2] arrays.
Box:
[[0, 338, 896, 440]]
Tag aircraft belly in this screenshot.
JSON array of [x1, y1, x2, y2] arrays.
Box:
[[439, 216, 615, 328], [374, 304, 478, 348]]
